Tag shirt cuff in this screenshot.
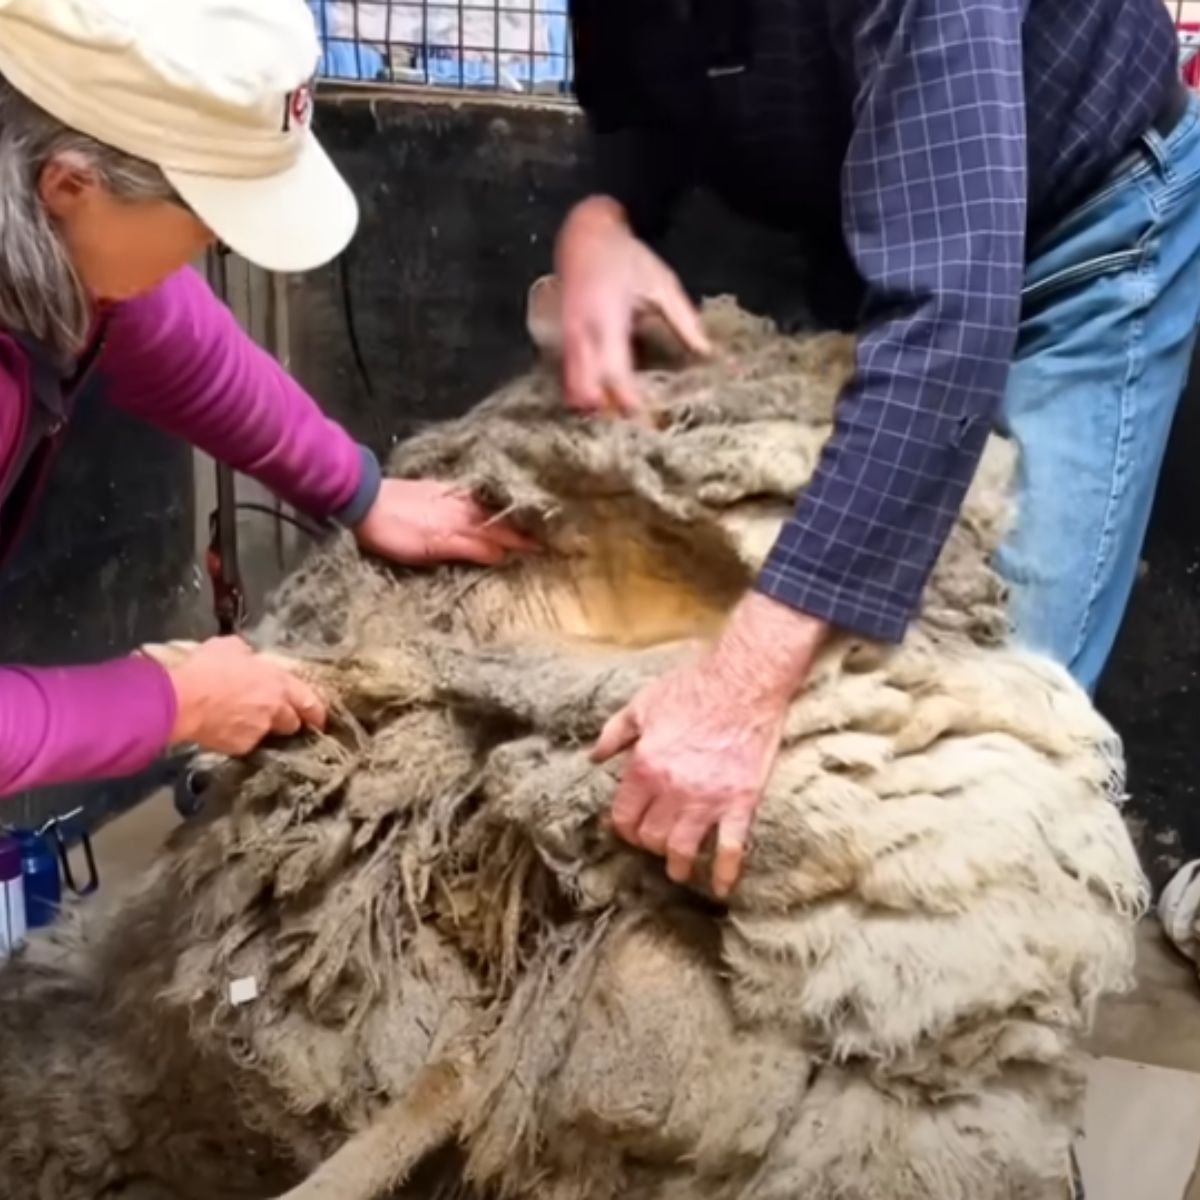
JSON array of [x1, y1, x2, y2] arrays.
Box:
[[754, 534, 915, 645], [331, 444, 383, 528]]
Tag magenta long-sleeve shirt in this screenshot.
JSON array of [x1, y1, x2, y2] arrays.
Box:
[[0, 267, 375, 797]]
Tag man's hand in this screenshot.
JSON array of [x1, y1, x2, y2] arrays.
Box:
[[555, 196, 712, 416], [354, 479, 536, 566], [593, 593, 827, 898]]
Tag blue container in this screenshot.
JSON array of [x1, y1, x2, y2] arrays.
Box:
[[16, 829, 63, 929], [4, 810, 98, 930]]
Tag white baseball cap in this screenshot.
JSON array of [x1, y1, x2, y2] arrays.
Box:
[[0, 0, 359, 273]]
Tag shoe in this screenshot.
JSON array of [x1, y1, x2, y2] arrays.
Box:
[[1069, 1144, 1086, 1198], [1159, 858, 1200, 963]]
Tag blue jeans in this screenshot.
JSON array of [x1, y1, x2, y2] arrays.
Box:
[[997, 94, 1200, 694]]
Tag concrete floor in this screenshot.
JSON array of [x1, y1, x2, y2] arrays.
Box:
[[1092, 921, 1200, 1075], [88, 794, 1200, 1199], [1087, 923, 1200, 1199], [90, 787, 182, 878]]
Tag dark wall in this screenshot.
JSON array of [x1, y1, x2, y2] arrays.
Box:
[[291, 92, 1200, 889], [0, 386, 194, 830], [1098, 338, 1200, 887], [287, 97, 814, 448]]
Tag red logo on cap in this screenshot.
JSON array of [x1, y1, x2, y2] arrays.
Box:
[[284, 80, 314, 132]]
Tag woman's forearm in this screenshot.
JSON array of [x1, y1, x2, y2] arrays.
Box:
[[102, 266, 381, 525], [0, 658, 176, 797]]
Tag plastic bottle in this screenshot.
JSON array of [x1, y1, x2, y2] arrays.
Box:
[[16, 829, 62, 930], [0, 835, 26, 956]]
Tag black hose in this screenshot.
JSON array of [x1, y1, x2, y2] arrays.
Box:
[[233, 501, 327, 542], [337, 245, 375, 401]]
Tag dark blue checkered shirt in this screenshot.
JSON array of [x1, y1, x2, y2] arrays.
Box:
[[572, 0, 1180, 641]]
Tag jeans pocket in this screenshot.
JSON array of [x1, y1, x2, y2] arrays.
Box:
[[1020, 248, 1145, 309]]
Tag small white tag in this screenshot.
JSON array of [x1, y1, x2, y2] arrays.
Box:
[[229, 976, 259, 1006]]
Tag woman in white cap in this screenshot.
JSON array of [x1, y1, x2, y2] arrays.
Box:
[[0, 0, 530, 795]]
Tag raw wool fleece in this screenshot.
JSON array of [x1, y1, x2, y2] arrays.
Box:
[[0, 298, 1146, 1200]]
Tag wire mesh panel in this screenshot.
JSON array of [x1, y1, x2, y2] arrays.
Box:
[[305, 3, 1200, 100], [307, 0, 572, 95]]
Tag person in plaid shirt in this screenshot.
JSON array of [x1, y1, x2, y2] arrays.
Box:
[[557, 0, 1200, 895]]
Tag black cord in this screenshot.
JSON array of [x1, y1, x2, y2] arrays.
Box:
[[233, 502, 328, 541], [337, 245, 375, 401]]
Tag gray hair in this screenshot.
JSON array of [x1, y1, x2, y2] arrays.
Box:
[[0, 74, 177, 362]]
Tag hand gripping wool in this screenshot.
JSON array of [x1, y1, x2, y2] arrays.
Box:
[[0, 292, 1145, 1200]]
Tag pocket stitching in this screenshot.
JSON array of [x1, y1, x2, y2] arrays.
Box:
[[1021, 249, 1145, 306]]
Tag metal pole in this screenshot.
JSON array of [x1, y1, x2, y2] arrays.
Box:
[[207, 246, 245, 635]]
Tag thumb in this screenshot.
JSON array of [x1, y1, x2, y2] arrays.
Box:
[[592, 704, 641, 763]]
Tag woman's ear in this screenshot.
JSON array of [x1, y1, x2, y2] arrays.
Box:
[[37, 155, 96, 219]]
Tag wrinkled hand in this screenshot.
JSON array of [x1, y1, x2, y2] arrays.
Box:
[[166, 637, 326, 755], [555, 196, 712, 416], [354, 478, 535, 566], [593, 595, 826, 897]]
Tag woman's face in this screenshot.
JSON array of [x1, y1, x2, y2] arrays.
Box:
[[38, 156, 215, 302]]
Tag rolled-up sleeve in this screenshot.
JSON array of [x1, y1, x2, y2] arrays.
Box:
[[756, 0, 1026, 641]]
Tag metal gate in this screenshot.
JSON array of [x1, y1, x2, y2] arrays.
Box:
[[307, 0, 573, 93], [307, 2, 1200, 93]]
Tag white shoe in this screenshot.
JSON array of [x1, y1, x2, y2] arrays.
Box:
[[1158, 859, 1200, 963]]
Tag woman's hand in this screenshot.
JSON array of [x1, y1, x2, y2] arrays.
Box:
[[555, 196, 711, 416], [166, 637, 326, 755], [354, 478, 535, 566]]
